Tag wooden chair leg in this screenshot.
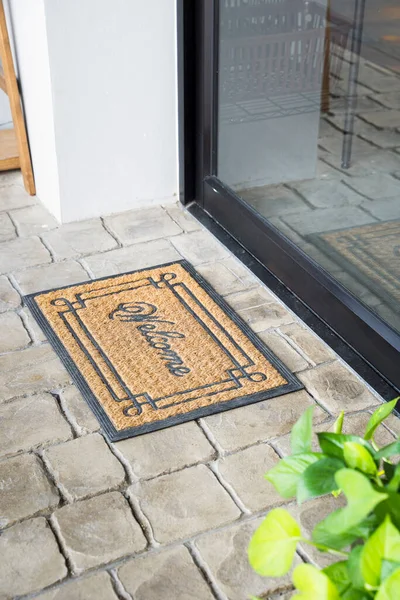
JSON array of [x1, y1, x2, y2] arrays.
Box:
[[0, 0, 35, 194]]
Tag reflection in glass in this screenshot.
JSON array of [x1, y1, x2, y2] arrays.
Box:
[[218, 0, 400, 334]]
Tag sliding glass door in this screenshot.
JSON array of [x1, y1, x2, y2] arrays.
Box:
[[195, 0, 400, 389]]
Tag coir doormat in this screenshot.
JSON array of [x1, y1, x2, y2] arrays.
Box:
[[310, 220, 400, 312], [25, 260, 302, 441]]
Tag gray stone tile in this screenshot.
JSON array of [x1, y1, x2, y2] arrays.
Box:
[[0, 171, 23, 187], [319, 135, 374, 157], [104, 206, 182, 245], [361, 196, 400, 221], [0, 212, 16, 242], [257, 330, 309, 372], [221, 256, 259, 287], [84, 238, 181, 277], [170, 230, 230, 265], [359, 109, 400, 129], [35, 572, 118, 600], [11, 204, 59, 237], [0, 518, 67, 598], [0, 393, 72, 457], [282, 206, 375, 236], [15, 260, 88, 294], [0, 275, 20, 312], [115, 422, 215, 480], [20, 305, 47, 342], [0, 453, 59, 527], [289, 179, 364, 208], [0, 237, 51, 275], [195, 518, 300, 600], [44, 433, 126, 501], [371, 92, 400, 110], [59, 385, 100, 434], [53, 492, 147, 574], [0, 311, 30, 352], [279, 323, 335, 365], [196, 261, 248, 296], [118, 546, 214, 600], [298, 361, 381, 415], [164, 203, 202, 232], [0, 345, 70, 403], [346, 173, 400, 200], [324, 149, 400, 177], [358, 124, 400, 149], [224, 287, 275, 311], [328, 95, 384, 115], [202, 390, 328, 452], [43, 219, 117, 259], [0, 183, 37, 211], [244, 186, 311, 218], [130, 464, 240, 543], [218, 443, 284, 512], [357, 72, 400, 94], [316, 159, 342, 180], [238, 302, 294, 332]]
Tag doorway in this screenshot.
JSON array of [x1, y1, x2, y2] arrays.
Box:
[[181, 0, 400, 392]]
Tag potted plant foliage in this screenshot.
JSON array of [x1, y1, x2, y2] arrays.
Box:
[[248, 399, 400, 599]]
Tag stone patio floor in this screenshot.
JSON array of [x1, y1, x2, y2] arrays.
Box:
[[0, 171, 398, 600]]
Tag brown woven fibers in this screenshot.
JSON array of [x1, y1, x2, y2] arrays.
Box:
[[28, 261, 295, 438]]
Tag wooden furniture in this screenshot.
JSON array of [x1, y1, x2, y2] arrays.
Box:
[[0, 0, 35, 194]]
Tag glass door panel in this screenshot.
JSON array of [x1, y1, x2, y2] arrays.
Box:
[[216, 0, 400, 336]]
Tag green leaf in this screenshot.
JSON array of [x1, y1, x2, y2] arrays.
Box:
[[375, 567, 400, 600], [388, 464, 400, 492], [364, 399, 399, 441], [318, 433, 376, 462], [313, 470, 387, 549], [314, 518, 374, 551], [361, 515, 400, 587], [248, 508, 301, 577], [333, 411, 345, 434], [341, 590, 371, 600], [375, 492, 400, 531], [323, 562, 351, 595], [297, 457, 344, 504], [384, 461, 396, 483], [347, 546, 364, 591], [382, 560, 400, 583], [343, 442, 377, 476], [265, 453, 323, 498], [376, 441, 400, 460], [291, 406, 314, 455], [292, 564, 340, 599]]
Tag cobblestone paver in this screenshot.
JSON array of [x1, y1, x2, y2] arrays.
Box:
[[0, 173, 394, 599]]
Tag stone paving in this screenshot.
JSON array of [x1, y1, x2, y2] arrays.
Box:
[[240, 56, 400, 334], [0, 171, 397, 600]]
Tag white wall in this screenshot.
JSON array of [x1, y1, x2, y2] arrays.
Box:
[[9, 0, 179, 222], [7, 0, 61, 220]]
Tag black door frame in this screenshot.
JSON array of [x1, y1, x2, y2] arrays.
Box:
[[177, 0, 400, 393]]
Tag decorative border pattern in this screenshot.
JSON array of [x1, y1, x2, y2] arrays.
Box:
[[24, 260, 303, 441]]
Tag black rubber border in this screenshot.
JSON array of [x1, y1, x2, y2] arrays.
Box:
[[24, 259, 303, 441]]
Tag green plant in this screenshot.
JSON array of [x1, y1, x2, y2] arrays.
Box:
[[248, 399, 400, 599]]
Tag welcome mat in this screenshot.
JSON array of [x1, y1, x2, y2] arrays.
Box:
[[311, 220, 400, 312], [25, 260, 302, 441]]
